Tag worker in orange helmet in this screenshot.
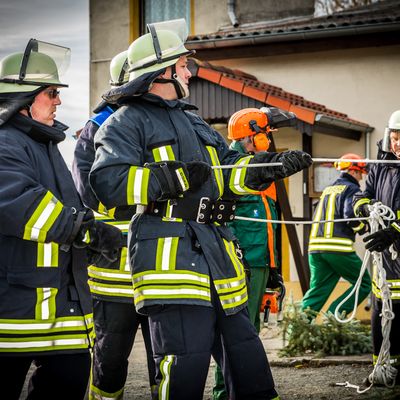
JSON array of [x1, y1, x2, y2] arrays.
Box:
[[213, 107, 291, 400], [302, 153, 371, 318]]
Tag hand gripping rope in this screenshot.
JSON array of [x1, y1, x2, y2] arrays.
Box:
[[334, 202, 398, 394]]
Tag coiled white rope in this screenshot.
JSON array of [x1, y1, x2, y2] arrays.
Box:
[[333, 202, 398, 393], [234, 216, 368, 225]]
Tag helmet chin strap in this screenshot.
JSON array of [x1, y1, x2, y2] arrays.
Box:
[[153, 64, 188, 99]]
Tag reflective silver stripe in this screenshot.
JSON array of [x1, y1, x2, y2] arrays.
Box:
[[309, 245, 354, 252], [133, 272, 209, 285], [31, 199, 57, 240], [214, 276, 246, 291], [0, 338, 88, 349], [89, 269, 132, 281], [89, 284, 134, 295], [134, 168, 144, 203], [309, 237, 353, 245], [160, 355, 174, 400], [135, 288, 209, 297], [0, 320, 87, 331], [232, 158, 249, 194]]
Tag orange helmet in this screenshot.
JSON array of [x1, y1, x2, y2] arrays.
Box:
[[228, 108, 268, 141], [334, 153, 367, 174]]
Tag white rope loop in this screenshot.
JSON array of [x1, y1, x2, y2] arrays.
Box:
[[334, 202, 398, 393]]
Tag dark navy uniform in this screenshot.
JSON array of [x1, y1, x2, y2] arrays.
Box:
[[302, 172, 371, 315], [354, 143, 400, 368], [0, 113, 93, 399], [90, 93, 278, 400], [72, 103, 156, 399]]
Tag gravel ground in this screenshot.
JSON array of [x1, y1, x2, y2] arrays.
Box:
[[20, 326, 400, 399]]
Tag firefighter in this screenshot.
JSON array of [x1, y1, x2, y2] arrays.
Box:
[[213, 107, 284, 400], [354, 110, 400, 385], [89, 19, 312, 400], [302, 153, 371, 317], [0, 39, 123, 399], [72, 50, 156, 399]]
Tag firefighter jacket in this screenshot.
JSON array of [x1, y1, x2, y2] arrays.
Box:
[[353, 142, 400, 301], [0, 113, 93, 355], [309, 172, 365, 253], [90, 94, 261, 315], [228, 141, 279, 269], [72, 103, 135, 303]]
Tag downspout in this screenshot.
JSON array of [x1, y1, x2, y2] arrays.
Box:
[[365, 131, 371, 159], [227, 0, 239, 28]]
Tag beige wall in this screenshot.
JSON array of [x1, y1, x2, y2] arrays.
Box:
[[218, 45, 400, 158], [90, 0, 132, 111]]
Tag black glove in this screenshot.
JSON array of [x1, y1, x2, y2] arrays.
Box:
[[279, 150, 313, 177], [244, 150, 312, 191], [86, 221, 126, 262], [185, 161, 211, 192], [363, 222, 400, 252], [146, 160, 189, 200], [267, 268, 283, 289]]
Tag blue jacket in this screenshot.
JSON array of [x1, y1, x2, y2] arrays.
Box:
[[0, 113, 93, 355], [90, 94, 259, 315], [309, 172, 364, 253], [72, 103, 135, 303]]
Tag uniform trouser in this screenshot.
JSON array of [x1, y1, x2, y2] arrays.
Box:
[[0, 352, 90, 400], [371, 295, 400, 370], [147, 285, 278, 400], [90, 300, 156, 399], [213, 267, 270, 400], [302, 252, 371, 315]]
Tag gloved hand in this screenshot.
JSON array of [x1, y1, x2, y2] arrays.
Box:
[[244, 150, 312, 191], [146, 160, 211, 199], [363, 222, 400, 252], [279, 150, 313, 177], [354, 199, 377, 218], [85, 221, 126, 262], [267, 268, 284, 289], [185, 161, 211, 192]]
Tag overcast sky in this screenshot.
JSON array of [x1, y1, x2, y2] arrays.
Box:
[[0, 0, 89, 167]]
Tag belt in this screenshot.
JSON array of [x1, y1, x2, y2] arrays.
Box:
[[147, 197, 236, 224]]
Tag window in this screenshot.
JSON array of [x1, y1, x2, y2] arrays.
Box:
[[141, 0, 191, 33]]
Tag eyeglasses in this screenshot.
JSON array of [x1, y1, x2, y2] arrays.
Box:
[[44, 88, 60, 99]]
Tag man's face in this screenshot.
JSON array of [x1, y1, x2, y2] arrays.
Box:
[[30, 86, 61, 126], [390, 130, 400, 159]]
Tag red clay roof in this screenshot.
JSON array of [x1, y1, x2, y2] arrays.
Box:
[[189, 58, 370, 129]]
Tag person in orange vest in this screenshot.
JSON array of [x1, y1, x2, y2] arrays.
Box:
[[213, 107, 292, 400]]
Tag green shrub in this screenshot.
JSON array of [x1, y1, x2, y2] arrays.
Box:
[[279, 300, 372, 357]]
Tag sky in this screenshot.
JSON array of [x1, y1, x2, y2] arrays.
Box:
[[0, 0, 89, 167]]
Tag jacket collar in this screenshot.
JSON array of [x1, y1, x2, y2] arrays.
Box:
[[9, 113, 67, 144]]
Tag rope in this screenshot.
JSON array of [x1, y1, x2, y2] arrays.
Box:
[[334, 202, 398, 393], [212, 157, 400, 170], [234, 215, 368, 225]]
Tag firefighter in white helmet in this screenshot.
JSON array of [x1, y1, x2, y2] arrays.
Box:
[[354, 110, 400, 386], [89, 18, 312, 399]]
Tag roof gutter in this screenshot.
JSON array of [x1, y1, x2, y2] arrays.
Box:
[[227, 0, 239, 28], [315, 114, 374, 134], [186, 22, 400, 50]]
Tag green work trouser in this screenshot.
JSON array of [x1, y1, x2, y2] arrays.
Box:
[[302, 252, 371, 315], [213, 267, 269, 400]]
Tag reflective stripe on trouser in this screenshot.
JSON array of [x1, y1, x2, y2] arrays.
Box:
[[371, 295, 400, 367], [148, 287, 278, 400], [89, 300, 156, 400]]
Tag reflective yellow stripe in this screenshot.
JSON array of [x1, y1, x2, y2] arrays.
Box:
[[37, 242, 59, 267], [156, 237, 179, 271], [354, 197, 370, 215], [88, 281, 134, 297], [126, 166, 150, 205], [23, 191, 63, 242], [89, 384, 124, 400], [222, 239, 244, 277], [310, 192, 326, 238], [159, 355, 174, 400], [324, 185, 346, 237], [229, 156, 259, 195], [206, 146, 224, 198], [152, 145, 175, 162], [98, 202, 116, 218], [35, 287, 57, 320], [161, 200, 183, 222]]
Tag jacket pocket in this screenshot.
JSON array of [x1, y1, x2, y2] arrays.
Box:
[[7, 268, 61, 289]]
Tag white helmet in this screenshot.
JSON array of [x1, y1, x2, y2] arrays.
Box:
[[109, 50, 129, 87], [382, 110, 400, 152]]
